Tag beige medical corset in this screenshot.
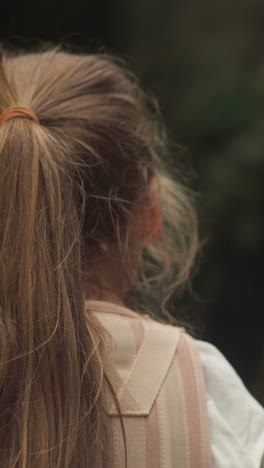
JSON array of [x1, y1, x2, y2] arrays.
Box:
[[86, 300, 212, 468]]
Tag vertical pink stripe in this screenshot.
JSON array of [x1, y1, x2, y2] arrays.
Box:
[[145, 401, 161, 468], [129, 316, 160, 468], [177, 333, 208, 468], [104, 414, 115, 468], [184, 334, 212, 467]]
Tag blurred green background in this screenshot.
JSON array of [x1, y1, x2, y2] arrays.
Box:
[[1, 0, 263, 404]]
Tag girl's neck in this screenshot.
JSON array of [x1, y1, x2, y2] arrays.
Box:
[[97, 290, 125, 306]]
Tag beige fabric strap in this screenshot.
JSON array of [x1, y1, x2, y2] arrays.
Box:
[[112, 415, 147, 468], [145, 401, 160, 468], [104, 319, 180, 415]]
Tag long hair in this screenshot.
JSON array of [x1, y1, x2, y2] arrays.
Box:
[[0, 45, 198, 467]]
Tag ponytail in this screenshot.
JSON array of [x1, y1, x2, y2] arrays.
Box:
[[0, 98, 106, 466]]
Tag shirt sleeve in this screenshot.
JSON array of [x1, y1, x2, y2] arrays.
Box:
[[195, 340, 264, 468]]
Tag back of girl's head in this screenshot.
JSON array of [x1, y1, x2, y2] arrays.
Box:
[[0, 45, 198, 467]]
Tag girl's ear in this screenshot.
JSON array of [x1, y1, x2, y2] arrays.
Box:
[[136, 176, 163, 243], [144, 199, 162, 242]]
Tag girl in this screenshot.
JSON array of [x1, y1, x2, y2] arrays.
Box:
[[0, 45, 263, 468]]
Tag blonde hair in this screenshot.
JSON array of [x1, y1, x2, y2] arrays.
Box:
[[0, 45, 199, 467]]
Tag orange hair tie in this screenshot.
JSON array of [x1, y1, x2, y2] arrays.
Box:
[[0, 106, 39, 126]]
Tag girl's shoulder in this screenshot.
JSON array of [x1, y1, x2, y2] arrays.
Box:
[[87, 300, 211, 466]]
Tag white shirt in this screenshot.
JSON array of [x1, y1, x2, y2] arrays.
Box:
[[196, 340, 264, 467]]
